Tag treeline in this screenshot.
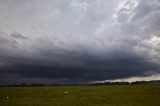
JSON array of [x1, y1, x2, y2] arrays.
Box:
[[0, 83, 81, 87], [0, 80, 160, 87], [0, 83, 46, 87], [92, 80, 160, 85]]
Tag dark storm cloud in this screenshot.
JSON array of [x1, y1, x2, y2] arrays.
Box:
[[0, 0, 160, 84], [0, 49, 159, 84]]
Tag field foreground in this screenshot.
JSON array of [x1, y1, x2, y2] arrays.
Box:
[[0, 84, 160, 106]]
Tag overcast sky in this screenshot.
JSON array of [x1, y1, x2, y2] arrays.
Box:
[[0, 0, 160, 84]]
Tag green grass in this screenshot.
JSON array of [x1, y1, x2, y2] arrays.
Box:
[[0, 84, 160, 106]]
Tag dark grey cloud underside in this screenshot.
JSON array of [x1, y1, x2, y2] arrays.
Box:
[[0, 52, 159, 84]]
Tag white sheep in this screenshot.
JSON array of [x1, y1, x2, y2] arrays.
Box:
[[64, 91, 68, 94], [6, 97, 9, 99]]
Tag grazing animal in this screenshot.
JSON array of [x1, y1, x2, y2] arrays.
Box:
[[64, 91, 68, 94], [6, 97, 9, 99]]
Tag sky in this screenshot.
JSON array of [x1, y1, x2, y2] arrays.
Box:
[[0, 0, 160, 85]]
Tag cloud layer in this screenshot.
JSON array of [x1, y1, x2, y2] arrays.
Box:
[[0, 0, 160, 84]]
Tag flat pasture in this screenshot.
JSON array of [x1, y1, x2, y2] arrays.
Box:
[[0, 84, 160, 106]]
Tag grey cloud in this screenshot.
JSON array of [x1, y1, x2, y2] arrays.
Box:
[[132, 0, 151, 21], [11, 32, 29, 40], [0, 48, 159, 84], [0, 0, 160, 84]]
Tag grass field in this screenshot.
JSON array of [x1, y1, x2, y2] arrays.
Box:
[[0, 84, 160, 106]]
